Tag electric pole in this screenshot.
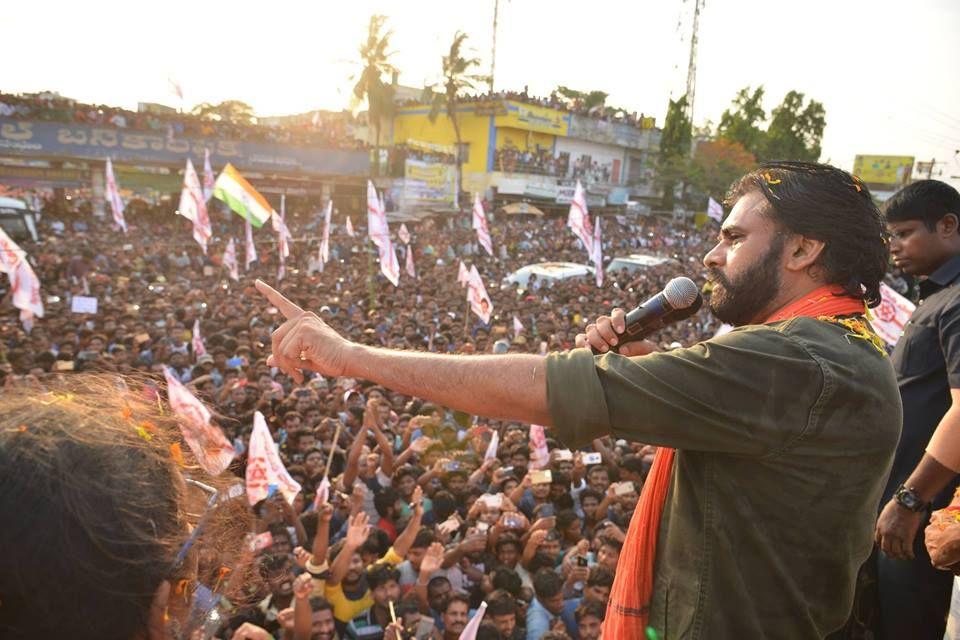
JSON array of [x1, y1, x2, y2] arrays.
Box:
[[684, 0, 705, 124], [490, 0, 500, 93]]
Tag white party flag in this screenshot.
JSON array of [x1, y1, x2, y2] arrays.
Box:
[[872, 283, 916, 346], [529, 424, 550, 470], [472, 194, 493, 256], [178, 158, 211, 253], [202, 148, 215, 202], [484, 430, 499, 461], [567, 180, 592, 257], [246, 411, 302, 505], [405, 244, 416, 278], [223, 238, 239, 281], [104, 158, 127, 233], [466, 266, 493, 324], [319, 200, 333, 264], [164, 367, 235, 476], [593, 216, 603, 287], [398, 223, 411, 245], [707, 196, 724, 222], [457, 602, 488, 640], [192, 318, 207, 358]]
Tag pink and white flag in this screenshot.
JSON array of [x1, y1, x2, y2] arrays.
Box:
[[567, 180, 592, 258], [319, 200, 332, 265], [104, 158, 127, 233], [873, 283, 916, 346], [592, 216, 603, 287], [223, 238, 239, 281], [367, 181, 399, 285], [529, 425, 550, 470], [244, 201, 258, 270], [203, 148, 215, 202], [707, 196, 724, 223], [466, 266, 493, 324], [380, 242, 400, 286], [484, 430, 499, 461], [178, 158, 211, 253], [163, 367, 236, 476], [457, 602, 488, 640], [192, 318, 207, 359], [398, 223, 411, 245], [472, 194, 493, 257], [312, 476, 331, 510], [367, 181, 389, 249], [405, 245, 416, 278], [457, 261, 470, 287], [0, 225, 44, 331], [512, 315, 524, 339], [275, 195, 290, 280], [345, 215, 355, 237], [246, 411, 302, 505]]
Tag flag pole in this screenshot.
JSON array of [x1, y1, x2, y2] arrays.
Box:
[[323, 422, 343, 480]]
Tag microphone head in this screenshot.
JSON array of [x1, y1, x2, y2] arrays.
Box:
[[663, 277, 700, 309]]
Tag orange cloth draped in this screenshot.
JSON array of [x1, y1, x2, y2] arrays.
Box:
[[601, 286, 865, 638]]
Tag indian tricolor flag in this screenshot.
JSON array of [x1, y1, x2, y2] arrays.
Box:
[[213, 163, 274, 227]]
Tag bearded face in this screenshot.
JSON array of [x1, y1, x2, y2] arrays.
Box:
[[707, 234, 785, 326]]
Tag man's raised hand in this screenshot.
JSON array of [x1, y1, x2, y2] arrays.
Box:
[[255, 280, 352, 382]]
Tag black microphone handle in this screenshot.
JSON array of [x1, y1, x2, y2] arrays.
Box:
[[589, 294, 703, 355]]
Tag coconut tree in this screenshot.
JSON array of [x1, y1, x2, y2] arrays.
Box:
[[423, 31, 490, 210], [351, 14, 397, 176]]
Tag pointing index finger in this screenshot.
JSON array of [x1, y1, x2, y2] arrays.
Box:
[[255, 279, 304, 319]]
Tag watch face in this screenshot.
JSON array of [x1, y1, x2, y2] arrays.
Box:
[[897, 487, 922, 511]]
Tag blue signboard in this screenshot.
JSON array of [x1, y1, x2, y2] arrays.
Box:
[[0, 119, 369, 176]]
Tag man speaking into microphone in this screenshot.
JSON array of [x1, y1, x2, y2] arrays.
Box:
[[256, 161, 899, 639]]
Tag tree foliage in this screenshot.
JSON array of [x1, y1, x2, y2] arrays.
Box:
[[763, 90, 826, 163], [656, 96, 693, 209], [717, 86, 826, 163], [687, 139, 757, 203], [717, 87, 766, 157], [352, 14, 397, 175], [190, 100, 256, 125], [423, 31, 490, 210], [554, 86, 609, 112]]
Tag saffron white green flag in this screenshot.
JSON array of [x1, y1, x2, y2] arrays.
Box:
[[213, 163, 274, 227]]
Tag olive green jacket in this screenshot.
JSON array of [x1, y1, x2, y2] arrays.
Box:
[[546, 317, 901, 639]]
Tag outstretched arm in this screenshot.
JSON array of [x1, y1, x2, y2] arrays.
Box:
[[255, 280, 552, 427]]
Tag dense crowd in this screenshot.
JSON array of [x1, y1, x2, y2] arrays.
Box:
[[0, 201, 720, 640], [493, 147, 617, 186], [0, 92, 364, 150]]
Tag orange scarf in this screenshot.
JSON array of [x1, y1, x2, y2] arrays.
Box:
[[602, 286, 865, 639]]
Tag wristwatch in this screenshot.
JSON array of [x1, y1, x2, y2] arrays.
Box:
[[894, 485, 929, 512]]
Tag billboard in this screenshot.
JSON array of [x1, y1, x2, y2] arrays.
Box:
[[853, 155, 914, 187], [0, 119, 369, 176], [403, 159, 455, 205], [496, 101, 569, 136]]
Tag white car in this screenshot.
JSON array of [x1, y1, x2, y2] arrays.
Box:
[[503, 262, 595, 289], [606, 253, 677, 274]]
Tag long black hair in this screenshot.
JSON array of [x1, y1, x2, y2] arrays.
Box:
[[725, 161, 889, 307]]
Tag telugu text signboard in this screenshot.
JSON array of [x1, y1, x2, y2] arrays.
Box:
[[0, 119, 369, 177]]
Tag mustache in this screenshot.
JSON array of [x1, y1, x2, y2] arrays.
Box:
[[707, 268, 732, 289]]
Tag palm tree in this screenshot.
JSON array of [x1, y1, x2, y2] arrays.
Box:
[[423, 31, 490, 210], [351, 14, 397, 176]]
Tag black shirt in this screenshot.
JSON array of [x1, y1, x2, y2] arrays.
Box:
[[885, 254, 960, 506]]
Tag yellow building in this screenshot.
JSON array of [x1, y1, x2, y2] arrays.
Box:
[[392, 99, 571, 177]]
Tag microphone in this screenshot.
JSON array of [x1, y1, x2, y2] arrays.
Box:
[[591, 277, 702, 354]]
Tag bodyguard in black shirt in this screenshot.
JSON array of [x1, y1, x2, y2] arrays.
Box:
[[875, 180, 960, 639]]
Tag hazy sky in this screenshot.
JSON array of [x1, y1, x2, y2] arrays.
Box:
[[3, 0, 958, 177]]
